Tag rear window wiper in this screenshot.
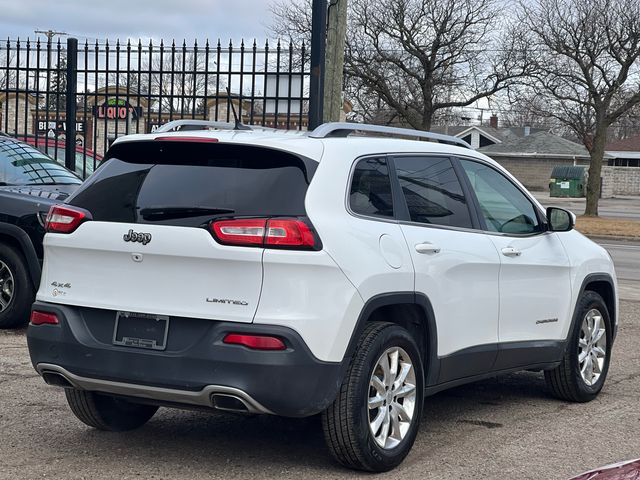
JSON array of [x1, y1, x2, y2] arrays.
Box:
[[139, 206, 235, 220]]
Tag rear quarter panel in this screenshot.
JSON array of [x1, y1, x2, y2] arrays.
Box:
[[304, 141, 415, 301]]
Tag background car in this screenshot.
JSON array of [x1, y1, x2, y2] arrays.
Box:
[[570, 458, 640, 479], [16, 135, 102, 179], [0, 133, 82, 328]]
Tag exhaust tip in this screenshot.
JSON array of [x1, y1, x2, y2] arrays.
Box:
[[211, 393, 251, 413], [42, 371, 74, 388]]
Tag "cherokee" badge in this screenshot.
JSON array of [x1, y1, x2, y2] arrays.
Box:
[[123, 229, 152, 245]]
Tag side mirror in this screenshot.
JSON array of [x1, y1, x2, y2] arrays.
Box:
[[546, 207, 575, 232]]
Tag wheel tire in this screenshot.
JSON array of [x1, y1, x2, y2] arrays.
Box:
[[322, 322, 424, 472], [0, 243, 34, 329], [545, 291, 612, 402], [65, 389, 158, 431]]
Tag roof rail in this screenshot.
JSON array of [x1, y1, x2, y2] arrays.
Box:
[[308, 122, 471, 149], [154, 119, 252, 133]]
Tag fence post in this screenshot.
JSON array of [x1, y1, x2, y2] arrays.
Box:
[[308, 0, 327, 130], [64, 37, 78, 172]]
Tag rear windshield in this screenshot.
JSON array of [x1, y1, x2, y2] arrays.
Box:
[[67, 141, 317, 227]]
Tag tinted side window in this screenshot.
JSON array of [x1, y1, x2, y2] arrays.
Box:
[[349, 157, 394, 218], [0, 140, 81, 186], [75, 152, 95, 176], [394, 156, 472, 228], [459, 159, 541, 234]]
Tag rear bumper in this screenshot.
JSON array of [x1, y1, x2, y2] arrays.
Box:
[[27, 301, 344, 417]]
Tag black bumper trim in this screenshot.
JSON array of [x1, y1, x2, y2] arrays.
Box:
[[27, 301, 343, 417]]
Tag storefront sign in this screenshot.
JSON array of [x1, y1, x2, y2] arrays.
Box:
[[36, 120, 85, 136], [147, 122, 164, 133], [93, 98, 143, 120]]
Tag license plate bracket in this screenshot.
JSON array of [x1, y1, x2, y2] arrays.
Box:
[[113, 312, 169, 351]]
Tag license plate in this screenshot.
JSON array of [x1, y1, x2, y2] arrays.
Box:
[[113, 312, 169, 351]]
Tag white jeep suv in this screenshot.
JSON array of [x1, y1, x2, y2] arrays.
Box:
[[27, 121, 617, 472]]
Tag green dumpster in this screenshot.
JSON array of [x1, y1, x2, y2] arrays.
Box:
[[549, 165, 586, 198]]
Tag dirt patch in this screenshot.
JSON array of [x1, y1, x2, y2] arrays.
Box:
[[575, 216, 640, 239]]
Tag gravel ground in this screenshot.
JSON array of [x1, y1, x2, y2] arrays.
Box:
[[1, 301, 639, 480]]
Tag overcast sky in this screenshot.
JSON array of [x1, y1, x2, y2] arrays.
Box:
[[0, 0, 279, 44]]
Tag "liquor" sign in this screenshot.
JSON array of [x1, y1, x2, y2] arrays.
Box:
[[93, 98, 142, 120]]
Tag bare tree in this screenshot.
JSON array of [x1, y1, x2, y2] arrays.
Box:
[[607, 99, 640, 141], [269, 0, 533, 130], [150, 50, 219, 115], [105, 39, 226, 115], [0, 51, 16, 89], [519, 0, 640, 215], [492, 89, 564, 130], [109, 47, 221, 116], [268, 0, 312, 45], [346, 0, 534, 130]]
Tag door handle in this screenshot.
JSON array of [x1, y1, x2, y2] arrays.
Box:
[[501, 246, 521, 257], [415, 242, 441, 254]]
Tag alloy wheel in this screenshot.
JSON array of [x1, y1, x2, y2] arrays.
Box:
[[367, 346, 417, 449], [578, 309, 607, 386], [0, 260, 14, 312]]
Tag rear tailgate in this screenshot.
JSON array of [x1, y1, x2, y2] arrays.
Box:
[[39, 222, 263, 321], [36, 139, 317, 323]]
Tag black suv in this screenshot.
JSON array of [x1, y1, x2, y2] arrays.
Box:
[[0, 134, 82, 328]]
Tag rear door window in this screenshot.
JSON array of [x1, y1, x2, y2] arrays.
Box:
[[393, 156, 472, 229], [68, 141, 316, 227], [349, 157, 394, 218]]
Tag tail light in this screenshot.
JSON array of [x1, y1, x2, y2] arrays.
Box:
[[30, 310, 59, 325], [265, 219, 315, 247], [223, 333, 286, 351], [211, 218, 318, 249], [45, 205, 89, 233]]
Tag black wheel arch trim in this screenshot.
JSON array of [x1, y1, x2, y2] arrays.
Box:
[[574, 273, 617, 342], [341, 292, 441, 387], [0, 222, 41, 289]]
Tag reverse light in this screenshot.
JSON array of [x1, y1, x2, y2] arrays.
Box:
[[45, 205, 88, 234], [30, 311, 59, 325], [223, 333, 286, 351], [210, 218, 318, 249], [212, 219, 267, 246]]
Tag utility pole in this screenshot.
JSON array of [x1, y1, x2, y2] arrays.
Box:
[[323, 0, 348, 123], [308, 0, 327, 130], [34, 29, 68, 41], [35, 29, 69, 111]]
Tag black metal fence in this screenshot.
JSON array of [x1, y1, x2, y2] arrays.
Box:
[[0, 37, 310, 177]]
